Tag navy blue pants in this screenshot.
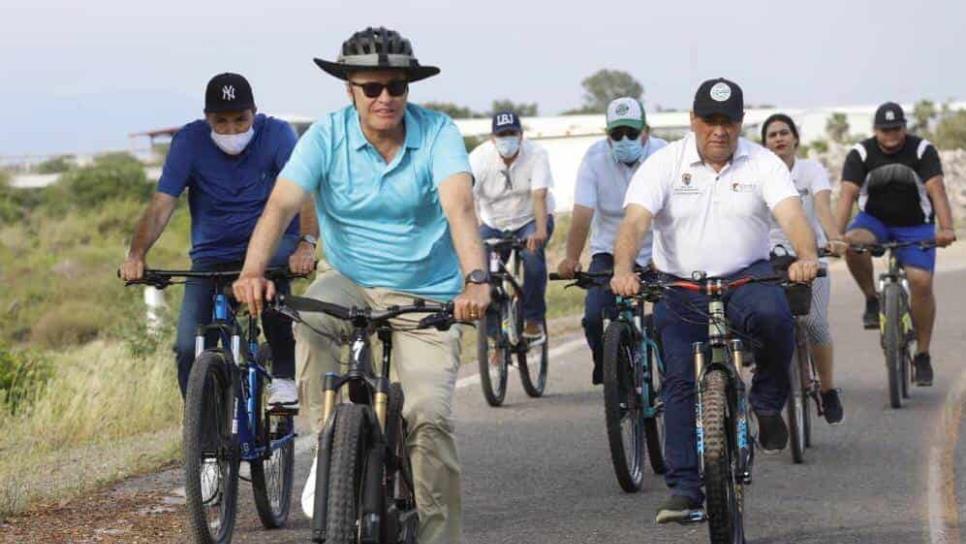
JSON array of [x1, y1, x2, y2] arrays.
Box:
[[173, 235, 299, 397], [479, 216, 555, 325], [582, 253, 619, 370], [655, 260, 794, 503]]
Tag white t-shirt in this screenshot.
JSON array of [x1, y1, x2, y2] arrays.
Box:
[[470, 138, 555, 231], [573, 136, 668, 264], [768, 158, 832, 255], [624, 133, 799, 278]]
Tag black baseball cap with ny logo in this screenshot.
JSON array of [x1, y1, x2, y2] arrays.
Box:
[[204, 72, 256, 113]]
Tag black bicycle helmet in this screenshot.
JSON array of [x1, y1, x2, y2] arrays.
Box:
[[314, 27, 440, 82]]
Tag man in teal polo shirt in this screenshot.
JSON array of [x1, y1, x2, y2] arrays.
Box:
[[233, 27, 489, 543]]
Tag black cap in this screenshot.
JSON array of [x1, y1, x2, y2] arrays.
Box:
[[204, 73, 255, 114], [693, 77, 744, 122], [874, 102, 906, 129], [491, 111, 522, 134]]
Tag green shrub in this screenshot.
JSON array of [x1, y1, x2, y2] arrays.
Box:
[[42, 152, 151, 214], [35, 155, 75, 175], [0, 342, 52, 415]]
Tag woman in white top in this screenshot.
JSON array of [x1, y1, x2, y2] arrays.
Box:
[[763, 113, 847, 424]]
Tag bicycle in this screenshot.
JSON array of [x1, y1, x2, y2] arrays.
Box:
[[643, 268, 825, 543], [849, 239, 937, 409], [771, 248, 833, 464], [275, 295, 458, 543], [477, 233, 549, 406], [123, 267, 301, 544], [549, 270, 665, 492]]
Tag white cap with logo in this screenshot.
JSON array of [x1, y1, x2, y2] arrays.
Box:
[[606, 97, 646, 131]]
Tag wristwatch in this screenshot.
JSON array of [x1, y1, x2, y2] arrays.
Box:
[[299, 234, 318, 248], [464, 269, 490, 285]]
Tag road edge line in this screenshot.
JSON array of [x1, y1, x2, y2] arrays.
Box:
[[927, 366, 966, 544]]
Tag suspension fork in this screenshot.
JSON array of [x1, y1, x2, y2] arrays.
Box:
[[374, 328, 393, 432]]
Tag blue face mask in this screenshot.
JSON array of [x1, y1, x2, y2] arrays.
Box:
[[611, 136, 643, 165], [494, 136, 521, 159]]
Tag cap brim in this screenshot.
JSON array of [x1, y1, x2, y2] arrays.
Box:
[[204, 102, 255, 114], [693, 105, 743, 122], [874, 120, 906, 129], [607, 119, 645, 131], [313, 58, 440, 82]]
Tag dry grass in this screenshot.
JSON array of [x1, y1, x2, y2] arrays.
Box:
[[0, 341, 182, 518]]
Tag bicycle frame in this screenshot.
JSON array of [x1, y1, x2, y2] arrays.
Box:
[[195, 278, 295, 463], [876, 248, 913, 337], [607, 296, 664, 419], [485, 236, 526, 349]]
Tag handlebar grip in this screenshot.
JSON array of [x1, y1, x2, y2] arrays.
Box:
[[548, 273, 563, 281], [816, 268, 827, 278], [417, 313, 454, 331]]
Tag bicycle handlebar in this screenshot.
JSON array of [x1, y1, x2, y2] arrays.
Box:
[[279, 295, 459, 331], [121, 266, 312, 289], [848, 239, 937, 255], [484, 235, 526, 251]]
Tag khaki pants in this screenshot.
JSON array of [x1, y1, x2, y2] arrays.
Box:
[[294, 271, 462, 544]]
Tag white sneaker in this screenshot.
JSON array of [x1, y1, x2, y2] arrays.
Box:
[[268, 378, 299, 408], [301, 448, 318, 519], [200, 458, 220, 504]]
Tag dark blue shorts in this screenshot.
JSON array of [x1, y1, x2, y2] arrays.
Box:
[[848, 211, 936, 272]]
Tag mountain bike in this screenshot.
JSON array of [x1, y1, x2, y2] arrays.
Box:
[[275, 295, 458, 543], [123, 267, 301, 544], [850, 240, 937, 409], [477, 233, 549, 406], [645, 268, 825, 543], [549, 270, 665, 493]]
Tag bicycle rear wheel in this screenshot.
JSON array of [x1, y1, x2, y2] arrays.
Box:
[[318, 403, 369, 543], [518, 318, 549, 397], [602, 321, 645, 492], [384, 383, 419, 543], [478, 308, 509, 407], [883, 285, 903, 409], [787, 327, 807, 464], [702, 369, 743, 544], [183, 351, 240, 544], [644, 337, 666, 474]]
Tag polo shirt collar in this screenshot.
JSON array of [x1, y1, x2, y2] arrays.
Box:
[[347, 105, 424, 152], [685, 132, 750, 166]]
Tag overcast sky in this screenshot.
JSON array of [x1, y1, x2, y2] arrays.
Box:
[[3, 0, 965, 156]]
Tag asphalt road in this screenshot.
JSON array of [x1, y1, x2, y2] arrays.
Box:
[[196, 266, 966, 543]]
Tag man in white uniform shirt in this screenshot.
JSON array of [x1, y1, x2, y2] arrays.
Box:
[[610, 78, 819, 523], [556, 97, 667, 384], [471, 111, 555, 341]]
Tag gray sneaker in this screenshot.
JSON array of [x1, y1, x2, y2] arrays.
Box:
[[655, 495, 704, 525]]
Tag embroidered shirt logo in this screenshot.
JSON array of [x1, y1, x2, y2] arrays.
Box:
[[731, 182, 755, 193]]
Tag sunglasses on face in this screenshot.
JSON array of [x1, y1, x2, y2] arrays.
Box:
[[608, 126, 642, 141], [349, 79, 409, 98]]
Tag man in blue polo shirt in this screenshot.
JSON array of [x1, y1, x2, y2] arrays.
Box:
[[233, 27, 489, 543], [120, 72, 317, 407]]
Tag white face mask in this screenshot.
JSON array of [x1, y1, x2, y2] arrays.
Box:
[[210, 126, 254, 155], [494, 136, 521, 159]]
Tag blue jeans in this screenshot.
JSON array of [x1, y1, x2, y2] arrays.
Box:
[[654, 260, 794, 503], [582, 253, 619, 370], [479, 216, 554, 325], [173, 235, 299, 397]]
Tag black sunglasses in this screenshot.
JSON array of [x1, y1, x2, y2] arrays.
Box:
[[349, 80, 409, 98], [608, 126, 642, 141]]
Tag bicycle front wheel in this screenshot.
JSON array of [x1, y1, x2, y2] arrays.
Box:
[[183, 351, 240, 544], [478, 309, 509, 407], [602, 321, 645, 492], [702, 369, 743, 544], [518, 318, 548, 397], [318, 403, 369, 544], [883, 285, 903, 409]]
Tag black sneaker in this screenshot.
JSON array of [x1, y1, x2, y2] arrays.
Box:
[[914, 353, 934, 386], [862, 297, 879, 330], [756, 412, 788, 453], [821, 389, 845, 425], [655, 495, 704, 525]]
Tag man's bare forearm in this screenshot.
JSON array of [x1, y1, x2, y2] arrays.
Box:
[[613, 205, 652, 274], [814, 191, 842, 241], [835, 183, 859, 235], [532, 189, 548, 234], [299, 196, 320, 238], [925, 176, 955, 230], [774, 198, 818, 260], [565, 205, 594, 261], [128, 193, 177, 259], [440, 174, 486, 275]]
